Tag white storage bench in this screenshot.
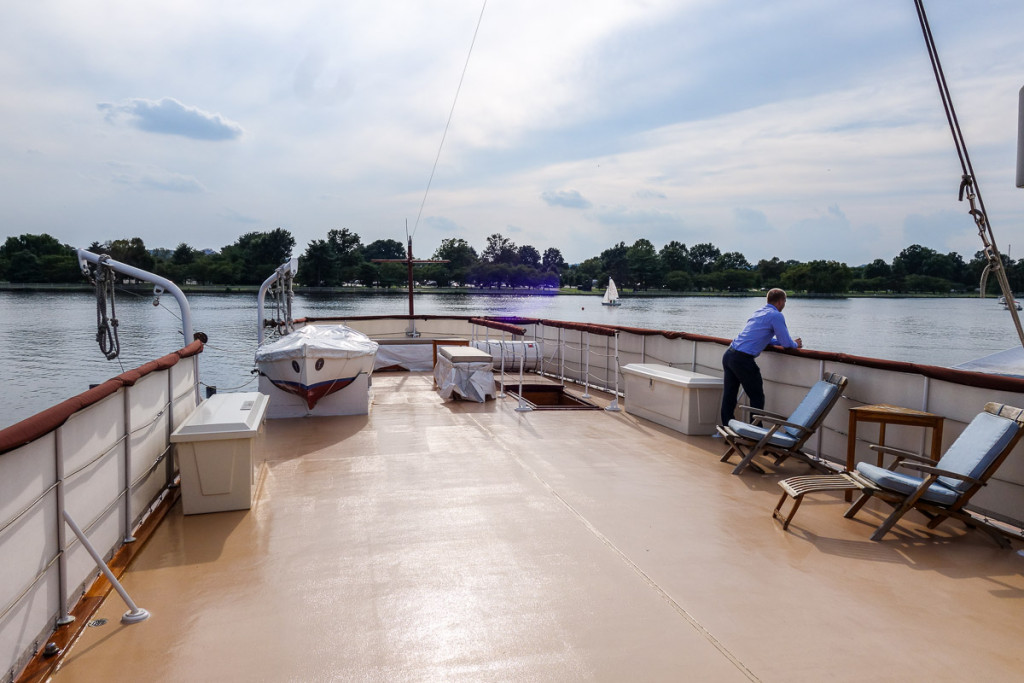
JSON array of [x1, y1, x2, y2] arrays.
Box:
[[434, 346, 495, 402], [171, 392, 269, 514], [621, 364, 723, 435]]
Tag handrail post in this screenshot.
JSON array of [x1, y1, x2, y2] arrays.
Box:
[[582, 332, 592, 399], [497, 331, 506, 398], [167, 369, 176, 487], [63, 512, 149, 624], [558, 327, 565, 386], [55, 429, 74, 626], [606, 332, 621, 412], [123, 387, 136, 543], [515, 343, 532, 412]]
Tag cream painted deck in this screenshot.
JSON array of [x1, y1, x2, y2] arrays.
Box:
[[51, 373, 1024, 682]]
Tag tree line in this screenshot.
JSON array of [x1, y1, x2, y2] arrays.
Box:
[[0, 229, 1019, 295]]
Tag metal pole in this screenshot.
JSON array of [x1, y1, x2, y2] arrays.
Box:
[[123, 388, 136, 543], [55, 429, 74, 626], [167, 369, 177, 488], [497, 331, 506, 398], [582, 332, 592, 399], [606, 333, 621, 412], [558, 327, 565, 385], [63, 512, 150, 624], [515, 342, 532, 412]]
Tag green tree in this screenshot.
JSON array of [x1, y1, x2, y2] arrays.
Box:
[[0, 234, 79, 282], [782, 260, 852, 293], [518, 245, 541, 268], [432, 238, 478, 286], [572, 257, 604, 290], [664, 270, 693, 292], [756, 257, 789, 289], [600, 242, 630, 286], [107, 237, 155, 274], [863, 258, 891, 279], [714, 251, 751, 271], [905, 274, 954, 293], [542, 247, 566, 272], [363, 239, 406, 261], [299, 239, 337, 286], [659, 241, 689, 273], [327, 228, 364, 283], [707, 269, 756, 291], [688, 243, 721, 274], [892, 244, 933, 276], [627, 239, 660, 290], [5, 250, 41, 282], [482, 233, 517, 264], [222, 229, 295, 285]]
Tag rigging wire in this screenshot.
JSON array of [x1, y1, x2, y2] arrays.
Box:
[[913, 0, 1024, 347], [411, 0, 487, 241]]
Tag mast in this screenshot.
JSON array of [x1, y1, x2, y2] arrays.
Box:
[[371, 236, 448, 316]]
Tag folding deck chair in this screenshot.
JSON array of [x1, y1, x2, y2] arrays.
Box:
[[844, 402, 1024, 545], [718, 373, 847, 475]]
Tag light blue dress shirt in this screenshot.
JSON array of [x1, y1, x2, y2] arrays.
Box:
[[729, 304, 798, 356]]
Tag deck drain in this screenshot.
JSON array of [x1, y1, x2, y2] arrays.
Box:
[[88, 618, 107, 627]]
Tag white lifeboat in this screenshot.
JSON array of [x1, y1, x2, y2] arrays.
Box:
[[255, 325, 378, 409]]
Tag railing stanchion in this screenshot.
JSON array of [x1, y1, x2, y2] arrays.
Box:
[[559, 327, 565, 386], [55, 429, 74, 626], [606, 332, 621, 412], [497, 331, 506, 398], [123, 388, 136, 543], [582, 332, 592, 399], [515, 343, 532, 412]]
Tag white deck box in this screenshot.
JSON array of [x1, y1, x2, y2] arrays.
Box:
[[434, 346, 495, 402], [171, 392, 269, 514], [622, 364, 723, 435]]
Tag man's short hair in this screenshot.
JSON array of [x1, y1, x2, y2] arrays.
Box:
[[766, 288, 787, 305]]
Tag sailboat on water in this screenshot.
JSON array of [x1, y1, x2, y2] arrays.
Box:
[[602, 278, 621, 306]]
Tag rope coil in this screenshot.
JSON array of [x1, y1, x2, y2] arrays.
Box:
[[91, 256, 121, 360]]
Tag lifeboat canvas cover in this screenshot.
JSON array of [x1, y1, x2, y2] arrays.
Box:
[[255, 325, 379, 409]]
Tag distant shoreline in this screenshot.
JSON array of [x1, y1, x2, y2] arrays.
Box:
[[0, 282, 973, 299]]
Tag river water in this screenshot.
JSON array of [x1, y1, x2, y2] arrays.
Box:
[[1, 289, 1018, 429]]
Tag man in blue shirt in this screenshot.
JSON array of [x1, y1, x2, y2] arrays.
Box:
[[720, 288, 802, 426]]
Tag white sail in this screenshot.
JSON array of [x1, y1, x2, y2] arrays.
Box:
[[602, 279, 620, 305]]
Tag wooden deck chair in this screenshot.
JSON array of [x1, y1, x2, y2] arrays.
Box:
[[718, 373, 848, 475], [845, 402, 1024, 545]]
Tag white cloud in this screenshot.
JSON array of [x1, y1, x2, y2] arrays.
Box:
[[98, 98, 244, 141], [541, 190, 592, 209]]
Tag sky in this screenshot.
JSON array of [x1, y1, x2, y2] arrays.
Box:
[[2, 0, 1024, 267]]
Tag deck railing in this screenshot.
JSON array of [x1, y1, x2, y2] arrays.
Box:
[[6, 314, 1024, 680], [0, 342, 202, 683]]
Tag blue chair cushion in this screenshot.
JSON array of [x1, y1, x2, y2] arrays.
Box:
[[934, 411, 1019, 493], [783, 381, 839, 438], [855, 462, 960, 506], [728, 419, 799, 449]]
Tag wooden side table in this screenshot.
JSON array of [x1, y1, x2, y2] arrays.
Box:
[[844, 404, 944, 500]]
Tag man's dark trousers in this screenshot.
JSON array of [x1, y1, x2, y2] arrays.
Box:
[[721, 347, 765, 425]]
